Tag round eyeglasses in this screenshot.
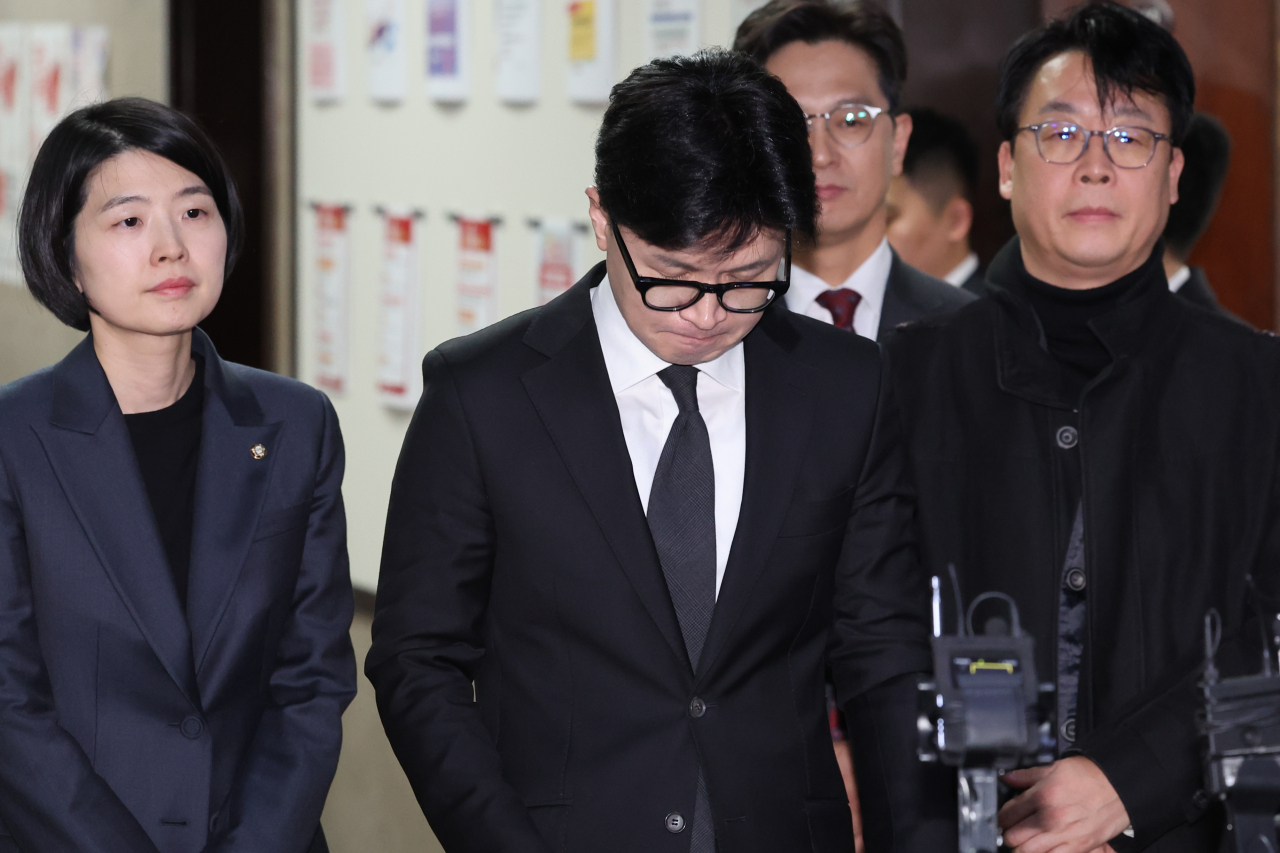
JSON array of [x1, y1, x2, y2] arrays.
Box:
[[1019, 122, 1170, 169], [804, 103, 885, 149], [610, 220, 791, 313]]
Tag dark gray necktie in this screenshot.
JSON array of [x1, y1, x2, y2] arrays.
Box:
[[648, 364, 717, 853]]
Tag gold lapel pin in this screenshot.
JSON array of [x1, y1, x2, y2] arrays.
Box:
[[250, 443, 267, 460]]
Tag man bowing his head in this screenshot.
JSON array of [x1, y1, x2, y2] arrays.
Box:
[[368, 49, 949, 853]]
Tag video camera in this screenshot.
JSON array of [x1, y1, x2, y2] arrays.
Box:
[[918, 571, 1056, 853], [1200, 589, 1280, 853]]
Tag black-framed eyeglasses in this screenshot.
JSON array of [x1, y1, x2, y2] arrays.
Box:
[[1018, 122, 1170, 169], [610, 220, 791, 313], [804, 103, 886, 149]]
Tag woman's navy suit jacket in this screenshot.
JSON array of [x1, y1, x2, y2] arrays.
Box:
[[0, 329, 356, 853]]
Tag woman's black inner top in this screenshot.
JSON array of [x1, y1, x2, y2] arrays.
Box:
[[124, 355, 205, 611]]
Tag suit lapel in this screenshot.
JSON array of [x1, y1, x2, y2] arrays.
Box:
[[186, 331, 279, 673], [877, 253, 913, 338], [696, 311, 815, 681], [33, 337, 199, 708], [521, 270, 689, 670]]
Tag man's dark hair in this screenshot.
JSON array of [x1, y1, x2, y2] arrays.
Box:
[[733, 0, 907, 113], [595, 48, 816, 252], [901, 108, 980, 213], [1164, 112, 1231, 260], [18, 97, 244, 331], [995, 0, 1195, 145]]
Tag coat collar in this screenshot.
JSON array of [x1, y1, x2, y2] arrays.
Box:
[[35, 328, 277, 709], [985, 237, 1181, 409], [521, 265, 813, 680]]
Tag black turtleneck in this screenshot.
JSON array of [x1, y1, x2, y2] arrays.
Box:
[[995, 241, 1167, 395]]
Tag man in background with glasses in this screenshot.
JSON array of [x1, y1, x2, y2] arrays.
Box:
[[368, 49, 946, 853], [735, 0, 973, 344], [886, 4, 1280, 852]]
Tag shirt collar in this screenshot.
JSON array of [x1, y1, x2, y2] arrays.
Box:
[[944, 252, 981, 287], [1167, 264, 1191, 293], [590, 273, 745, 394], [784, 237, 893, 313]]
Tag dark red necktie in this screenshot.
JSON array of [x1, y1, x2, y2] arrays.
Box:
[[814, 288, 862, 332]]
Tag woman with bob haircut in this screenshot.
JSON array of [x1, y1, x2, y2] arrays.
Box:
[[0, 97, 355, 853]]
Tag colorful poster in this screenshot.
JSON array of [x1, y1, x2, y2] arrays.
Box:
[[26, 24, 75, 157], [455, 217, 498, 334], [426, 0, 468, 102], [645, 0, 698, 60], [534, 218, 580, 305], [313, 204, 351, 395], [376, 209, 421, 409], [308, 0, 348, 102], [367, 0, 408, 103], [70, 26, 109, 107], [566, 0, 614, 104], [494, 0, 539, 104], [0, 24, 28, 285]]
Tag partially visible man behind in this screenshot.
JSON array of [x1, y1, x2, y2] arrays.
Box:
[[885, 108, 986, 295], [886, 3, 1280, 851], [368, 49, 945, 853], [734, 0, 973, 342], [1162, 111, 1238, 318]]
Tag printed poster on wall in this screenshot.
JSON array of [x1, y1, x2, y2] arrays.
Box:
[[367, 0, 408, 103], [426, 0, 468, 102], [0, 24, 29, 286], [494, 0, 539, 104], [728, 0, 764, 40], [645, 0, 698, 60], [565, 0, 614, 104], [456, 217, 498, 334], [70, 25, 109, 107], [26, 24, 75, 158], [534, 218, 581, 305], [313, 204, 351, 394], [308, 0, 348, 102], [376, 209, 422, 409]]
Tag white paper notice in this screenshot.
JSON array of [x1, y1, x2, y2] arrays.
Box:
[[367, 0, 408, 103], [377, 210, 422, 409], [0, 24, 28, 286], [645, 0, 698, 60], [566, 0, 614, 104], [456, 217, 498, 334], [534, 218, 580, 305], [494, 0, 539, 104], [26, 24, 75, 156], [426, 0, 468, 102], [70, 26, 109, 107], [308, 0, 348, 102], [313, 205, 351, 395]]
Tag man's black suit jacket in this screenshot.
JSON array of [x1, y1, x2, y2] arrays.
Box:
[[877, 252, 976, 339], [367, 264, 948, 853]]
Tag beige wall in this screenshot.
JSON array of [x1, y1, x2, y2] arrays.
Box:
[[0, 0, 168, 384]]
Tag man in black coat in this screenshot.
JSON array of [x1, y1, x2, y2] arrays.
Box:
[[367, 50, 948, 853], [734, 0, 973, 343], [885, 5, 1280, 852]]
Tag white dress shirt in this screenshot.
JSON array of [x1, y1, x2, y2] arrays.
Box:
[[591, 275, 746, 597], [1167, 264, 1191, 293], [784, 237, 894, 341], [944, 252, 981, 288]]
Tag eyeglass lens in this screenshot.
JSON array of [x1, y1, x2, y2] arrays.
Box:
[[812, 104, 879, 148], [643, 283, 779, 312], [1034, 124, 1159, 169]]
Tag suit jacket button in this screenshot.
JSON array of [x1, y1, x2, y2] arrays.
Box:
[[1056, 426, 1079, 449], [180, 716, 204, 739], [689, 697, 706, 718], [1066, 568, 1086, 591], [665, 812, 685, 833]]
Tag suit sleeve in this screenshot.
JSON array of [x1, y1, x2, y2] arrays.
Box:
[[829, 353, 957, 853], [204, 394, 357, 853], [0, 444, 162, 853], [365, 350, 553, 853], [1077, 428, 1280, 845]]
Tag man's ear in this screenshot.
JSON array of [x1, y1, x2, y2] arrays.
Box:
[[585, 187, 610, 252], [890, 112, 913, 177], [998, 141, 1015, 201], [1167, 146, 1185, 206], [944, 195, 974, 245]]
